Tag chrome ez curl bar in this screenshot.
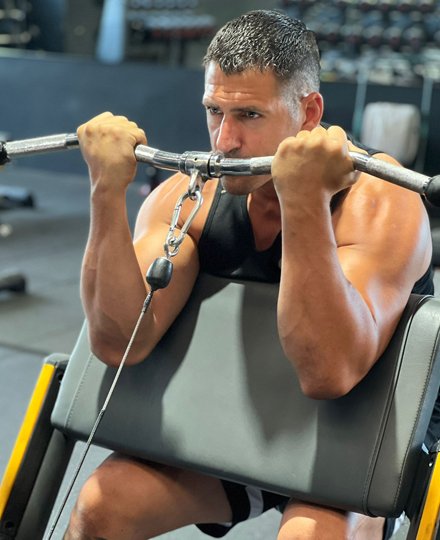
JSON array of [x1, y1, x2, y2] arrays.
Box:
[[1, 132, 440, 205]]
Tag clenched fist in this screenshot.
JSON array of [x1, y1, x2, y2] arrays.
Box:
[[272, 125, 358, 206], [77, 112, 147, 194]]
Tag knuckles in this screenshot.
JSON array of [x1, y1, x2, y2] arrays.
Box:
[[77, 115, 147, 159], [274, 127, 350, 167], [272, 127, 357, 197], [76, 112, 147, 188], [77, 113, 143, 141]]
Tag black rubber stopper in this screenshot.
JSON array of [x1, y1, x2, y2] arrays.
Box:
[[146, 257, 173, 291], [425, 175, 440, 207], [0, 142, 10, 166]]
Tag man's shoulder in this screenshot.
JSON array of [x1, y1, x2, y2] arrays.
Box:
[[136, 173, 219, 242], [337, 158, 426, 224]]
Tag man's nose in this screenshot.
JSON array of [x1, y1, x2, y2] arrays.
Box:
[[215, 116, 241, 155]]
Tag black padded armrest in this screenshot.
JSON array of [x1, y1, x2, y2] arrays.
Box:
[[51, 274, 440, 517]]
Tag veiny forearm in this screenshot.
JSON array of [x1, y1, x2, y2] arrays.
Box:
[[81, 188, 153, 365], [277, 199, 379, 399]]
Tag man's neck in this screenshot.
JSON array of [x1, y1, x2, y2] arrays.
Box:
[[247, 185, 282, 251]]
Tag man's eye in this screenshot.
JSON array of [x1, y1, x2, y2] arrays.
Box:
[[243, 111, 260, 119], [207, 106, 221, 115]]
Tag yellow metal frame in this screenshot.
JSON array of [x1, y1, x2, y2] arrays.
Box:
[[416, 450, 440, 540], [0, 363, 55, 519]]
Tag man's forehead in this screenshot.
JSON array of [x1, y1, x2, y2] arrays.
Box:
[[203, 63, 282, 100], [204, 62, 277, 81]]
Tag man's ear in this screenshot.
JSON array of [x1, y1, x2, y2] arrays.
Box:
[[300, 92, 324, 130]]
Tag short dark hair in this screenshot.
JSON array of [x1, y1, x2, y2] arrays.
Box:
[[204, 9, 321, 102]]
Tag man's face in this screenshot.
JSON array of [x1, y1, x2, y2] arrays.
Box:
[[202, 62, 303, 195]]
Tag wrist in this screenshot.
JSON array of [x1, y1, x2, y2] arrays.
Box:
[[277, 187, 332, 217], [90, 178, 128, 200]]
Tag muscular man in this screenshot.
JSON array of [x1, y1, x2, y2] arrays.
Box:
[[65, 10, 435, 540]]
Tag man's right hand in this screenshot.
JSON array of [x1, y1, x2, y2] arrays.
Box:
[[77, 112, 147, 194]]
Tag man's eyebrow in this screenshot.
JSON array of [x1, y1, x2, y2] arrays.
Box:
[[201, 101, 264, 113], [233, 105, 263, 113]]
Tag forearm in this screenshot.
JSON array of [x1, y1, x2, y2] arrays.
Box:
[[277, 199, 379, 399], [81, 188, 153, 365]]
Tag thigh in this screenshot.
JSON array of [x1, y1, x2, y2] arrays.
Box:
[[278, 500, 385, 540], [278, 499, 348, 540], [348, 513, 386, 540], [75, 452, 233, 538]]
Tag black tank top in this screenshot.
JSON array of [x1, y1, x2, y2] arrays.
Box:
[[198, 182, 434, 294]]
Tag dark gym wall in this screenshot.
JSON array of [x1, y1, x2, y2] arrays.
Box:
[[29, 0, 102, 54], [28, 0, 66, 52], [0, 53, 206, 176], [63, 0, 103, 56]]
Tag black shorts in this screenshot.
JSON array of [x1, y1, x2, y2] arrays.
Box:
[[196, 480, 288, 538]]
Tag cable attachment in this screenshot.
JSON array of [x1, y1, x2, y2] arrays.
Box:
[[164, 169, 204, 258], [146, 257, 173, 292]]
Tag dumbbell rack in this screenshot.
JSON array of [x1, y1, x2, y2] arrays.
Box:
[[0, 0, 37, 48], [125, 0, 216, 65], [280, 0, 440, 86]]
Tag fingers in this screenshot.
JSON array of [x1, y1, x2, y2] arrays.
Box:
[[76, 112, 147, 190], [77, 112, 147, 147], [326, 125, 347, 141], [272, 124, 359, 202], [296, 125, 348, 145], [288, 125, 353, 167], [293, 125, 352, 163]]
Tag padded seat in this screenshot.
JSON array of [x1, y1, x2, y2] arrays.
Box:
[[52, 273, 440, 518]]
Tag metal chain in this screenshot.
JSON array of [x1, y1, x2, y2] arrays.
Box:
[[164, 169, 205, 258]]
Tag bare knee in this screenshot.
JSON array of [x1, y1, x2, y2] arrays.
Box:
[[64, 454, 232, 540], [277, 500, 348, 540], [66, 464, 126, 540], [65, 455, 157, 540]]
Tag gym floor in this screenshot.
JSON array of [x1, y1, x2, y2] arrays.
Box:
[[0, 163, 430, 538]]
